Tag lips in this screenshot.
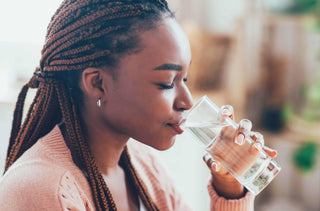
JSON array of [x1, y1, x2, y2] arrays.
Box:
[[167, 123, 184, 134]]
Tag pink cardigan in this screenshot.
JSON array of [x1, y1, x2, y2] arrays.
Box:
[[0, 125, 254, 210]]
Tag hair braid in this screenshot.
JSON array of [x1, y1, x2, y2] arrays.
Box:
[[46, 0, 102, 37], [7, 73, 40, 158], [70, 104, 115, 210], [42, 3, 144, 67], [24, 83, 59, 150], [55, 81, 117, 210], [121, 148, 159, 210], [5, 0, 172, 210], [7, 84, 29, 159], [50, 48, 112, 66], [5, 81, 61, 171], [55, 83, 107, 210]]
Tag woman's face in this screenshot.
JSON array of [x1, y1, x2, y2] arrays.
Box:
[[101, 18, 193, 150]]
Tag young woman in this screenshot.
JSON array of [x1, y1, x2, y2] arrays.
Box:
[[0, 0, 276, 210]]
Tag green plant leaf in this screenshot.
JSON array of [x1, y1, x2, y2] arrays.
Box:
[[292, 141, 318, 173]]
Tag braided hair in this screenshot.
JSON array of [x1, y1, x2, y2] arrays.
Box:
[[4, 0, 174, 210]]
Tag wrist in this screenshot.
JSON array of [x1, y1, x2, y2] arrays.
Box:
[[211, 174, 246, 199]]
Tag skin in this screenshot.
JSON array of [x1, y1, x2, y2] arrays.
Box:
[[79, 16, 277, 208]]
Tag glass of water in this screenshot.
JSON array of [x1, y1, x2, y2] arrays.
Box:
[[181, 95, 281, 195]]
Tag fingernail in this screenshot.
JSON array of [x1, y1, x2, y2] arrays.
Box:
[[211, 162, 220, 171], [235, 134, 245, 145], [222, 109, 228, 115], [203, 153, 211, 162], [254, 143, 262, 152], [271, 150, 278, 157], [239, 119, 252, 131], [222, 108, 231, 116], [221, 105, 233, 116]]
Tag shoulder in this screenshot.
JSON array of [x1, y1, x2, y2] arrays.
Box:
[[0, 161, 87, 210]]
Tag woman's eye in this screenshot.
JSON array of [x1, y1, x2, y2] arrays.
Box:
[[156, 82, 174, 90]]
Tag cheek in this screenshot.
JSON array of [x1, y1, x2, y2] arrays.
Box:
[[128, 94, 175, 137], [105, 92, 173, 130], [140, 93, 174, 120], [104, 74, 176, 135]]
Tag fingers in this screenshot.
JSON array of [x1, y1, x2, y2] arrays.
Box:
[[249, 132, 264, 153], [263, 146, 278, 158], [249, 132, 277, 158], [219, 106, 278, 159], [220, 105, 234, 120], [235, 119, 252, 145], [203, 153, 220, 172]]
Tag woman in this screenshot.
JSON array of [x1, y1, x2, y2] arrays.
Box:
[[0, 0, 276, 210]]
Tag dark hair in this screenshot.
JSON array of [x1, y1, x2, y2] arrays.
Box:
[[5, 0, 174, 210]]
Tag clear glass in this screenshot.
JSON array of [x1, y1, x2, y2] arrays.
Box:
[[181, 95, 281, 195]]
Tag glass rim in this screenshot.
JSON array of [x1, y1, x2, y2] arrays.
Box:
[[187, 95, 221, 115]]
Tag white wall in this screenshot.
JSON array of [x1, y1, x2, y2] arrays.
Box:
[[0, 0, 62, 44], [169, 0, 247, 33]]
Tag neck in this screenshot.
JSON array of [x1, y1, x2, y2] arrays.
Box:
[[83, 112, 129, 175]]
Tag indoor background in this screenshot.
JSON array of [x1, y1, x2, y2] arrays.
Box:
[[0, 0, 319, 210]]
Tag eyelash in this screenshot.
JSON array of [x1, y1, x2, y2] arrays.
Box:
[[158, 83, 174, 90], [157, 78, 187, 90]]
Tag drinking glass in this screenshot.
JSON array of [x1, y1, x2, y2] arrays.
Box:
[[181, 95, 281, 195]]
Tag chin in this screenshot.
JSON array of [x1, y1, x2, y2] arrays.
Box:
[[153, 137, 176, 151], [134, 134, 176, 151]]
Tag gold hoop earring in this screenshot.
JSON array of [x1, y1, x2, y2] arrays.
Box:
[[97, 98, 102, 108]]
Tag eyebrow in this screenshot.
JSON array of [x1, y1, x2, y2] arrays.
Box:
[[153, 63, 183, 71]]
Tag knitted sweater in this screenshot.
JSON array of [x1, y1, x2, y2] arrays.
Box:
[[0, 125, 254, 210]]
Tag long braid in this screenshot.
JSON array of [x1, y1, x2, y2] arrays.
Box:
[[6, 73, 40, 160], [56, 82, 114, 210], [6, 84, 29, 159], [5, 79, 61, 171], [121, 147, 159, 210], [5, 0, 172, 210], [55, 83, 107, 210], [70, 100, 117, 210]]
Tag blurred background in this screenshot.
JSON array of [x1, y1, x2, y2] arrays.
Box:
[[0, 0, 319, 210]]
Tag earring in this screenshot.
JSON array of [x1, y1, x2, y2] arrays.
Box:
[[97, 98, 102, 108]]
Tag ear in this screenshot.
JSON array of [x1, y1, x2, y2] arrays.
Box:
[[81, 68, 105, 100]]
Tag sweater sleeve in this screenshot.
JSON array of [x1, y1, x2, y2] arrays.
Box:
[[0, 162, 87, 211], [207, 177, 255, 211]]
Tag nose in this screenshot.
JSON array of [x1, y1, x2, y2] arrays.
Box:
[[174, 84, 193, 111]]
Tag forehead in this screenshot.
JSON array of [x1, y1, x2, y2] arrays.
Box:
[[137, 18, 191, 64]]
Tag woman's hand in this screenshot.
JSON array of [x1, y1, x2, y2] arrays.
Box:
[[202, 105, 277, 199]]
